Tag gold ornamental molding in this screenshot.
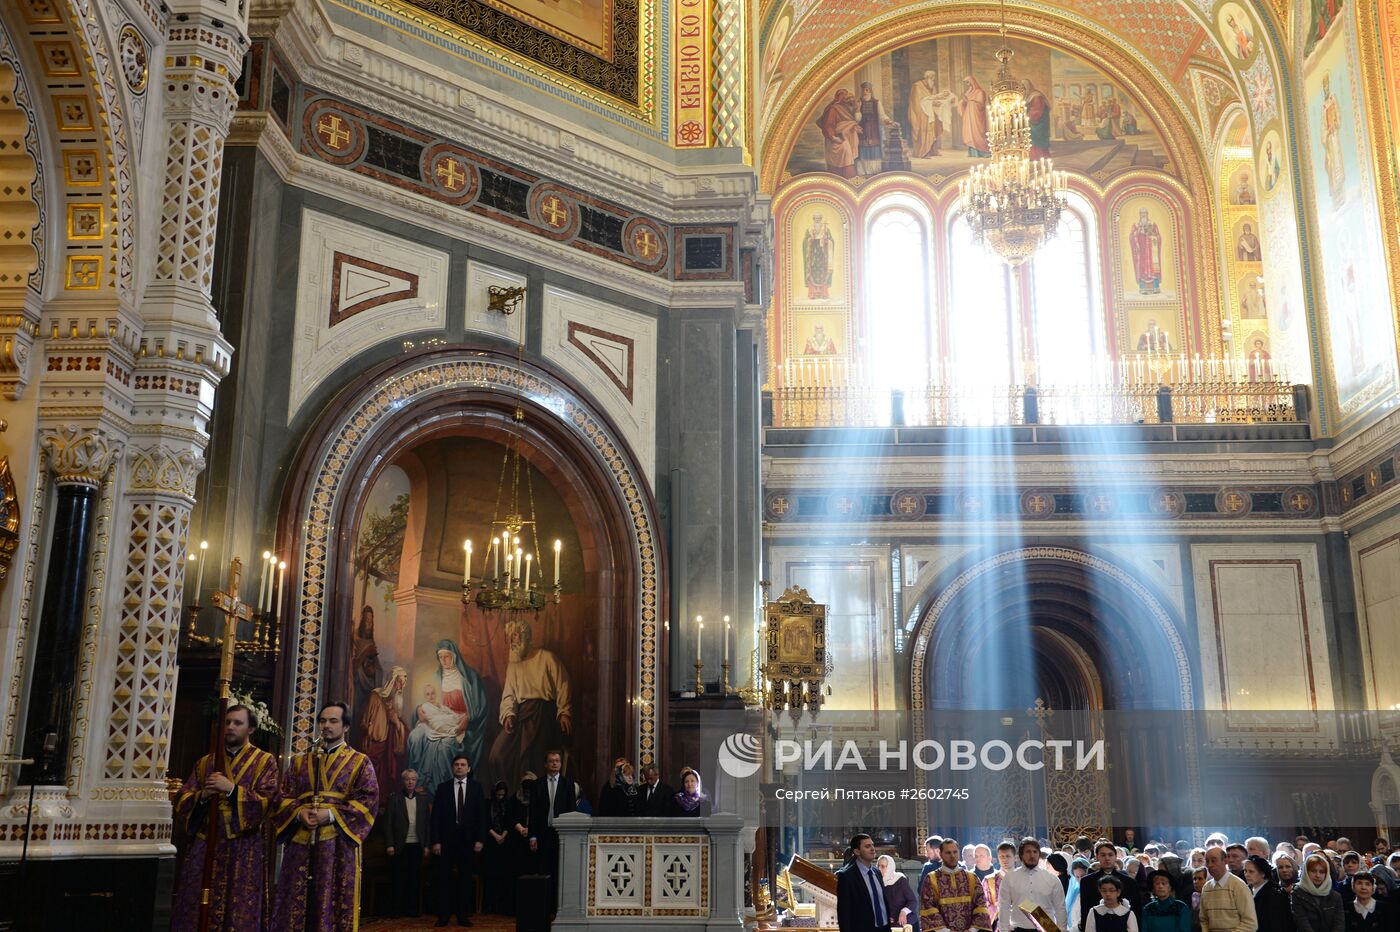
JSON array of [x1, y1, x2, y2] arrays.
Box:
[[328, 0, 661, 135]]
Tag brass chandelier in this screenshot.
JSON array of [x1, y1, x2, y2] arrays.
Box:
[[460, 344, 562, 614], [957, 2, 1068, 266]]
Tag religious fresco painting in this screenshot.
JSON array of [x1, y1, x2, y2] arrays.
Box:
[[1258, 129, 1286, 196], [346, 435, 596, 803], [1232, 216, 1262, 264], [785, 197, 850, 308], [1228, 166, 1257, 205], [791, 310, 848, 358], [1303, 10, 1399, 415], [1116, 195, 1179, 305], [781, 35, 1171, 185], [1217, 3, 1257, 63]]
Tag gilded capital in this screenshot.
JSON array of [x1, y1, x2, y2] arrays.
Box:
[[39, 424, 124, 487]]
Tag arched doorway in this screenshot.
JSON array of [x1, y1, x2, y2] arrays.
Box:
[[276, 346, 666, 786], [909, 547, 1200, 841]]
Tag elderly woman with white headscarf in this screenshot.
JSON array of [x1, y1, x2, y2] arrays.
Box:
[[878, 854, 920, 932]]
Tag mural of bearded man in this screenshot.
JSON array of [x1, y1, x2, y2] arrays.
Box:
[[487, 618, 573, 791]]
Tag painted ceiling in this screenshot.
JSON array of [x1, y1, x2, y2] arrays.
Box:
[[758, 0, 1272, 153]]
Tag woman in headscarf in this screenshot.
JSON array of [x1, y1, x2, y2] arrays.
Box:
[[1293, 853, 1344, 932], [1068, 856, 1092, 929], [1275, 853, 1300, 894], [599, 758, 641, 817], [1246, 854, 1293, 932], [878, 853, 920, 932], [667, 767, 712, 817], [1049, 852, 1072, 894], [483, 780, 514, 915]]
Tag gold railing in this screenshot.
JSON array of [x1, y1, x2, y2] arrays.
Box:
[[770, 356, 1299, 428]]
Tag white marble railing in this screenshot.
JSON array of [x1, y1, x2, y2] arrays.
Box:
[[552, 813, 750, 930]]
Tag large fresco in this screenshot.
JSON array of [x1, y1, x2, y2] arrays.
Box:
[[346, 435, 597, 803], [1302, 7, 1399, 416], [781, 35, 1172, 185]]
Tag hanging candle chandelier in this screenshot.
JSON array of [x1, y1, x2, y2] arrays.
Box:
[[460, 348, 563, 614], [958, 3, 1069, 266]]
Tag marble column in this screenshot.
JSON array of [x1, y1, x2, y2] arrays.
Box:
[[24, 484, 95, 783], [22, 426, 121, 784]]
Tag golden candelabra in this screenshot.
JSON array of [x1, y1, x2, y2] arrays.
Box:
[[693, 660, 705, 696]]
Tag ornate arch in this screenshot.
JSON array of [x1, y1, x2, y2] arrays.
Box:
[[908, 546, 1195, 713], [277, 347, 665, 765]]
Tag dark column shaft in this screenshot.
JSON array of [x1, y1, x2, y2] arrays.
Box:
[[23, 482, 97, 784]]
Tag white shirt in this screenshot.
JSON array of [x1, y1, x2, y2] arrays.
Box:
[[547, 773, 559, 827], [1085, 903, 1138, 932], [1000, 863, 1069, 931], [1354, 900, 1377, 918], [403, 793, 418, 844]]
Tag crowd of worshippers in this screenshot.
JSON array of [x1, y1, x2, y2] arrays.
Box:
[[836, 830, 1400, 932], [169, 702, 714, 931]]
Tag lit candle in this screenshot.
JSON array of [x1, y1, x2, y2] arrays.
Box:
[[463, 540, 472, 585], [515, 548, 523, 589], [504, 546, 512, 581], [524, 553, 533, 590], [696, 615, 703, 664], [493, 535, 502, 579], [276, 560, 287, 619], [257, 550, 271, 612], [266, 553, 279, 612], [553, 539, 562, 587], [195, 540, 208, 596], [724, 615, 730, 665]]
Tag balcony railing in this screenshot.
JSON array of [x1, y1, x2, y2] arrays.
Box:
[[769, 355, 1305, 428]]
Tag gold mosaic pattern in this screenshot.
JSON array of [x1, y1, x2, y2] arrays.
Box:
[[288, 355, 659, 766]]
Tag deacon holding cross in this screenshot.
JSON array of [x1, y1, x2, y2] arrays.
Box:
[[270, 701, 378, 932], [172, 556, 279, 932], [171, 702, 279, 932]]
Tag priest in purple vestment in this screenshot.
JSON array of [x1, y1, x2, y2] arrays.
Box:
[[270, 701, 378, 932], [173, 703, 280, 932]]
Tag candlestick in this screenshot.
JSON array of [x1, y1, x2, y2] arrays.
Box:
[[524, 553, 532, 590], [515, 548, 523, 589], [694, 660, 706, 696], [722, 660, 731, 695], [696, 615, 703, 664], [195, 540, 208, 595], [276, 560, 287, 620], [553, 539, 561, 587], [257, 550, 271, 613], [463, 539, 472, 585]]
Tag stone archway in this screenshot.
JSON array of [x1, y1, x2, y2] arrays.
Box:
[[908, 546, 1202, 839], [277, 346, 666, 771]]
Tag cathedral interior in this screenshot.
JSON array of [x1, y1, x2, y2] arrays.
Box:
[[3, 0, 1400, 928]]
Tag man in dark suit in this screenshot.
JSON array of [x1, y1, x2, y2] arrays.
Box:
[[638, 764, 673, 817], [528, 749, 584, 915], [836, 833, 890, 932], [383, 767, 432, 917], [431, 754, 486, 927], [1080, 839, 1140, 929]]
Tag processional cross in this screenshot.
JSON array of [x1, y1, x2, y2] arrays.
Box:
[[198, 557, 254, 930]]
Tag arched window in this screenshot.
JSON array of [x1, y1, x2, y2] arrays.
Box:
[[1029, 194, 1103, 387], [865, 202, 931, 390], [947, 212, 1017, 392]]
